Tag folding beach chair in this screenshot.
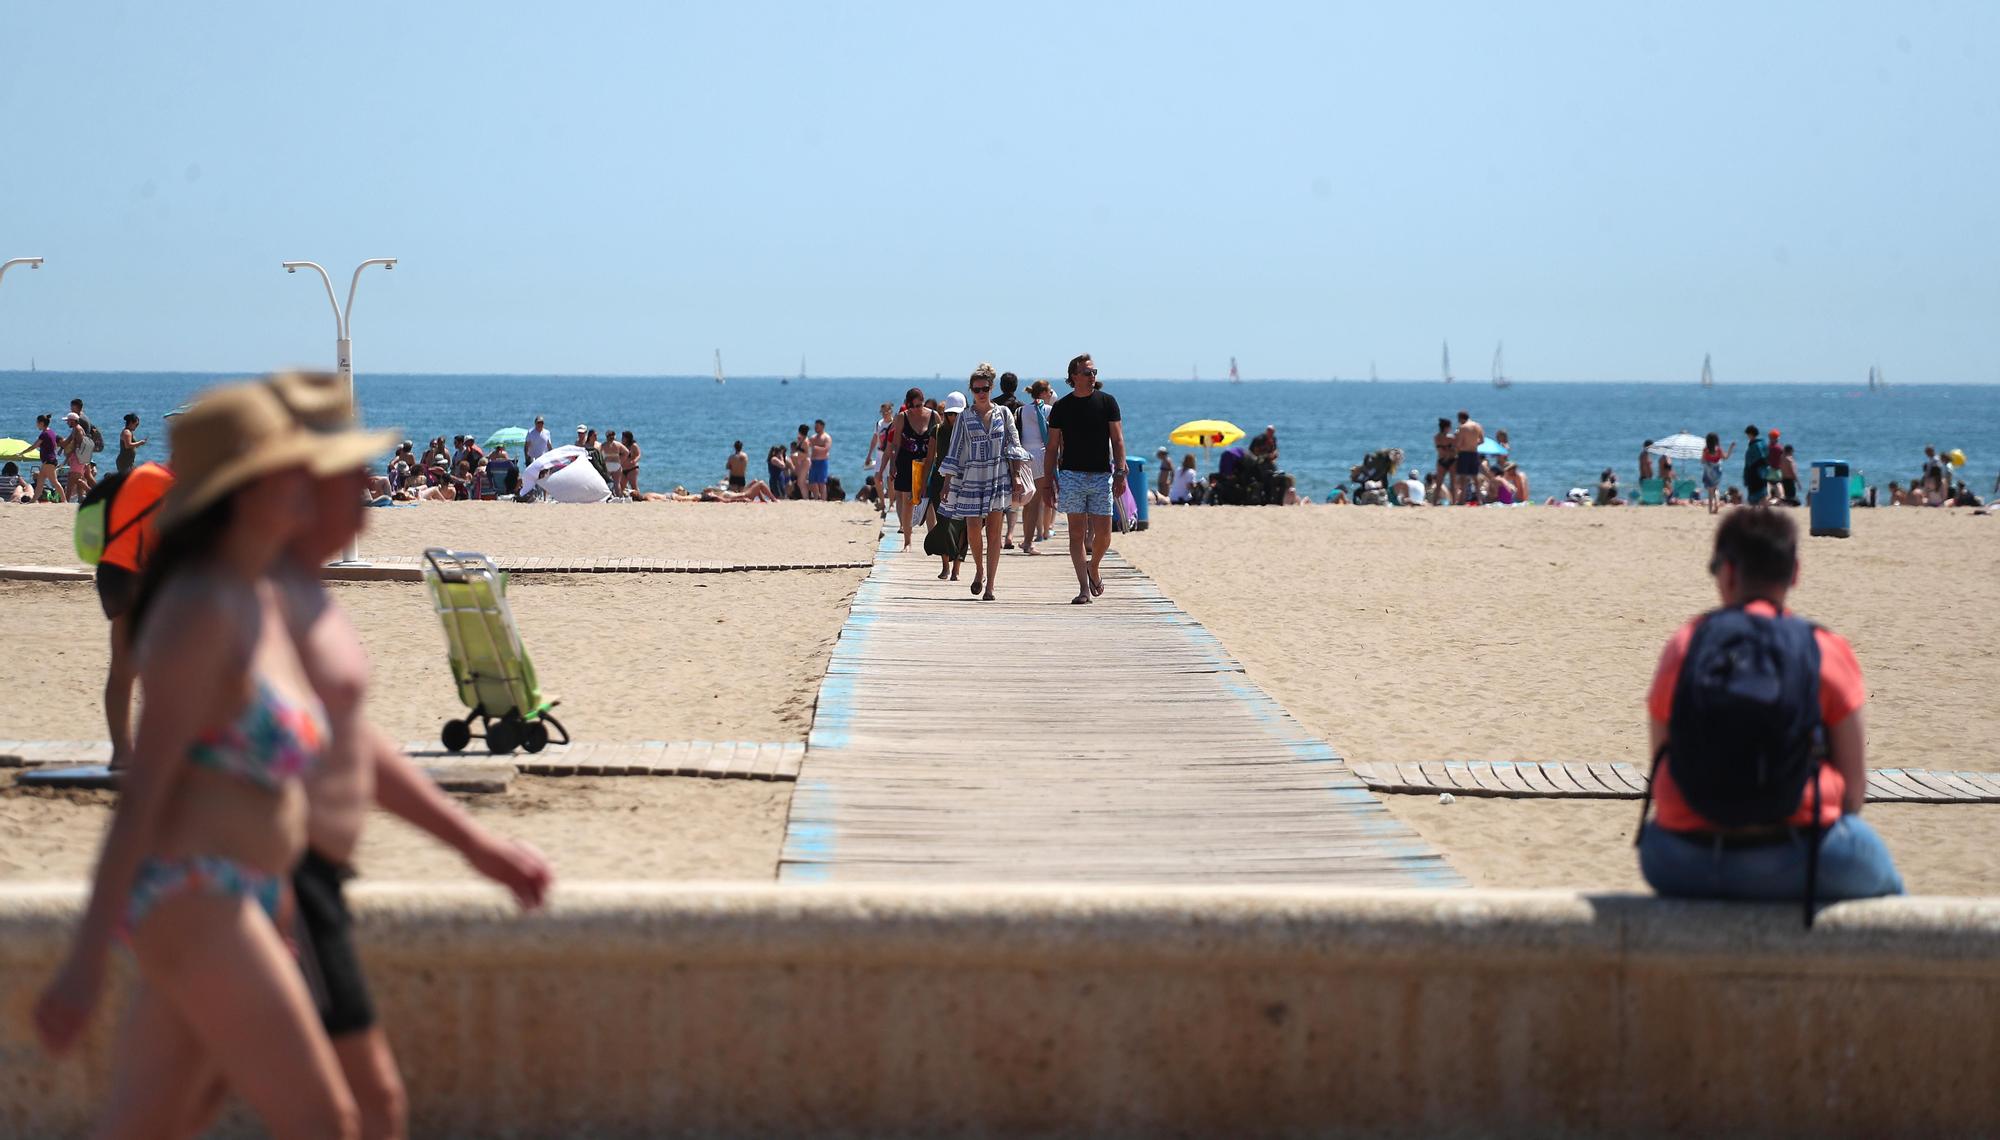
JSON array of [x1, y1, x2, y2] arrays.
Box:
[[1638, 478, 1666, 505], [423, 548, 570, 755], [1672, 479, 1697, 502]]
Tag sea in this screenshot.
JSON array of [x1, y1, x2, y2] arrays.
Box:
[[4, 371, 1994, 505]]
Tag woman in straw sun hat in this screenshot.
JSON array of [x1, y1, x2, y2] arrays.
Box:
[[35, 380, 363, 1138]]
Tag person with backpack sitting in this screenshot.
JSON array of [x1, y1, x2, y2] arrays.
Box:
[[1636, 508, 1903, 914]]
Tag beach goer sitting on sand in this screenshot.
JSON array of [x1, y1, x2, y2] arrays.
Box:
[[1326, 487, 1349, 504], [1949, 481, 1983, 507], [34, 383, 363, 1137], [857, 474, 882, 506], [1398, 469, 1425, 505], [1596, 469, 1620, 506], [651, 480, 780, 503], [0, 460, 28, 502], [1635, 508, 1903, 916], [1169, 455, 1201, 505], [1724, 486, 1744, 505]]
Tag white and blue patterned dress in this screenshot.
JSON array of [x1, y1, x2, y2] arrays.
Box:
[[937, 405, 1031, 519]]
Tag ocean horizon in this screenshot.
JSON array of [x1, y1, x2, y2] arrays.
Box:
[[6, 371, 1994, 504]]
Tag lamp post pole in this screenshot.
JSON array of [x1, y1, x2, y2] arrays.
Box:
[[281, 257, 397, 565]]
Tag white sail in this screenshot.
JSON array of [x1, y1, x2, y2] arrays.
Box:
[[800, 355, 807, 383], [1491, 342, 1511, 389], [1369, 361, 1378, 383], [714, 349, 725, 386], [1229, 357, 1241, 384], [1443, 341, 1453, 384], [1700, 353, 1714, 389]]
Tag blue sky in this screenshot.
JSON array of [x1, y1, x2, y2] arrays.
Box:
[[0, 1, 1994, 381]]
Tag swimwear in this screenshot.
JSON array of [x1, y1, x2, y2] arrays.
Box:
[[809, 458, 829, 484], [1701, 461, 1722, 490], [187, 677, 326, 791], [123, 855, 284, 938], [294, 848, 376, 1035], [1454, 451, 1481, 476], [1056, 469, 1114, 516], [728, 473, 746, 491]]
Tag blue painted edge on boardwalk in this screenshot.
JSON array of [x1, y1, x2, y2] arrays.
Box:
[[782, 524, 894, 875]]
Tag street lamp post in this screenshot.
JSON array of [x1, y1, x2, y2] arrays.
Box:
[[281, 257, 397, 566], [0, 257, 44, 288]]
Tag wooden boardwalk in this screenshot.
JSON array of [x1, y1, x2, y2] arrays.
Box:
[[1351, 759, 2000, 804], [781, 529, 1464, 885]]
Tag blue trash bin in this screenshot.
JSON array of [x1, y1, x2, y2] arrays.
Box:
[[1809, 460, 1851, 538], [1124, 457, 1150, 531]]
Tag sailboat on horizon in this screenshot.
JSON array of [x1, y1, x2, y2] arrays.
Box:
[[1491, 342, 1511, 389], [1442, 341, 1454, 384], [1868, 364, 1885, 392], [714, 350, 725, 386], [1699, 353, 1714, 389], [1369, 361, 1378, 383], [1228, 357, 1242, 384]]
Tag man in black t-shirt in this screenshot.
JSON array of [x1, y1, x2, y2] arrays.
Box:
[[1044, 353, 1126, 605]]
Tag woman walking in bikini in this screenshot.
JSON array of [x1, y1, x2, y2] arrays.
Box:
[[884, 387, 936, 549]]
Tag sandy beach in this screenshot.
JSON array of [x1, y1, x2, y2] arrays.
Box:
[[1, 503, 874, 884], [3, 499, 1994, 895], [1122, 504, 1999, 894]]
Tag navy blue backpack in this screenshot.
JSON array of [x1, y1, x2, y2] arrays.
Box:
[[1639, 604, 1827, 924]]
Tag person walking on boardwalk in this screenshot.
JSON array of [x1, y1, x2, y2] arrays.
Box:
[[884, 388, 937, 549], [1044, 353, 1126, 605], [938, 364, 1031, 602], [922, 393, 968, 580], [1017, 379, 1056, 554]]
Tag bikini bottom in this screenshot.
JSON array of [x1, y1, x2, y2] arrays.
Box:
[[122, 855, 284, 941]]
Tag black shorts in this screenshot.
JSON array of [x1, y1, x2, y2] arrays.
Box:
[[292, 848, 376, 1037], [1454, 451, 1481, 476], [95, 562, 139, 621], [894, 456, 916, 493], [728, 474, 746, 491]]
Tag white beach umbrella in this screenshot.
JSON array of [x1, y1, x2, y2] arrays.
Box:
[[520, 445, 610, 502], [1646, 432, 1706, 461]]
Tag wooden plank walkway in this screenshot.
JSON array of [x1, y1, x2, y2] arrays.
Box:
[[1349, 761, 2000, 804], [0, 558, 871, 584], [780, 529, 1464, 885], [0, 740, 805, 782]]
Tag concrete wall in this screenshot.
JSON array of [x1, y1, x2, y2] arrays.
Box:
[[3, 883, 1998, 1138]]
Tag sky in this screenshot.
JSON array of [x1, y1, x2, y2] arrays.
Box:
[[0, 1, 1995, 382]]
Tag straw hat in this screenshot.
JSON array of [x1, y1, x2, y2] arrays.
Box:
[[262, 371, 400, 474], [158, 382, 324, 528]]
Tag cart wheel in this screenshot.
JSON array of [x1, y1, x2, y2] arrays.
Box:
[[485, 716, 519, 755], [441, 719, 471, 753], [522, 719, 550, 753]]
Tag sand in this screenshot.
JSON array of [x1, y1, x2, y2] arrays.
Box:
[[0, 505, 873, 885], [1121, 505, 2000, 895], [0, 775, 791, 883]]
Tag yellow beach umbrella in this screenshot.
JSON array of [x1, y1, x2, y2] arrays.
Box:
[[1169, 420, 1245, 449], [0, 437, 37, 463]]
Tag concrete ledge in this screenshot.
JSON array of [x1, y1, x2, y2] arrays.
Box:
[[3, 884, 1997, 1138]]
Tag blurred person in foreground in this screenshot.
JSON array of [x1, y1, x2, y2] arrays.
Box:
[[35, 382, 360, 1138]]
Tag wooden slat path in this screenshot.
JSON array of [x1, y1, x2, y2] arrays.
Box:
[[1348, 761, 2000, 804], [780, 529, 1464, 886], [0, 739, 805, 783], [0, 558, 871, 584]]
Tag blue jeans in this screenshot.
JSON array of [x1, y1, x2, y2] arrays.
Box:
[[1639, 816, 1904, 902]]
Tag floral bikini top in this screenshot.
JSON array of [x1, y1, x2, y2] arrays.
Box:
[[185, 676, 326, 792]]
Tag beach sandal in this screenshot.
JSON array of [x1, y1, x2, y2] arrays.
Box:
[[981, 589, 996, 602], [1070, 592, 1092, 605], [1089, 573, 1104, 597], [937, 567, 950, 580], [1003, 539, 1014, 550], [1021, 542, 1037, 555], [970, 577, 983, 596]]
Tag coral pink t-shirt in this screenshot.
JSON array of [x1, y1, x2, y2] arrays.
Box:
[[1646, 602, 1864, 831]]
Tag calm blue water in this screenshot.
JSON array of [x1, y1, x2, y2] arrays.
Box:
[[4, 371, 1995, 503]]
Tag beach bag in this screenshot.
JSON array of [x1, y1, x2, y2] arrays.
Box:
[[1638, 604, 1826, 924], [73, 467, 163, 566], [1010, 461, 1035, 508]]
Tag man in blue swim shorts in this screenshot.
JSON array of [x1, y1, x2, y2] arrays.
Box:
[[1045, 353, 1126, 605], [808, 418, 832, 500]]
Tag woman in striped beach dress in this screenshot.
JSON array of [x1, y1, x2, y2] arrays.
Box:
[[937, 363, 1032, 602]]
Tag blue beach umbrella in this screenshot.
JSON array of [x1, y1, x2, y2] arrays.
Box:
[[1475, 439, 1509, 456], [486, 426, 529, 450]]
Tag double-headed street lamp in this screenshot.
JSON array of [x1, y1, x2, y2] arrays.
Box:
[[281, 257, 397, 565]]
